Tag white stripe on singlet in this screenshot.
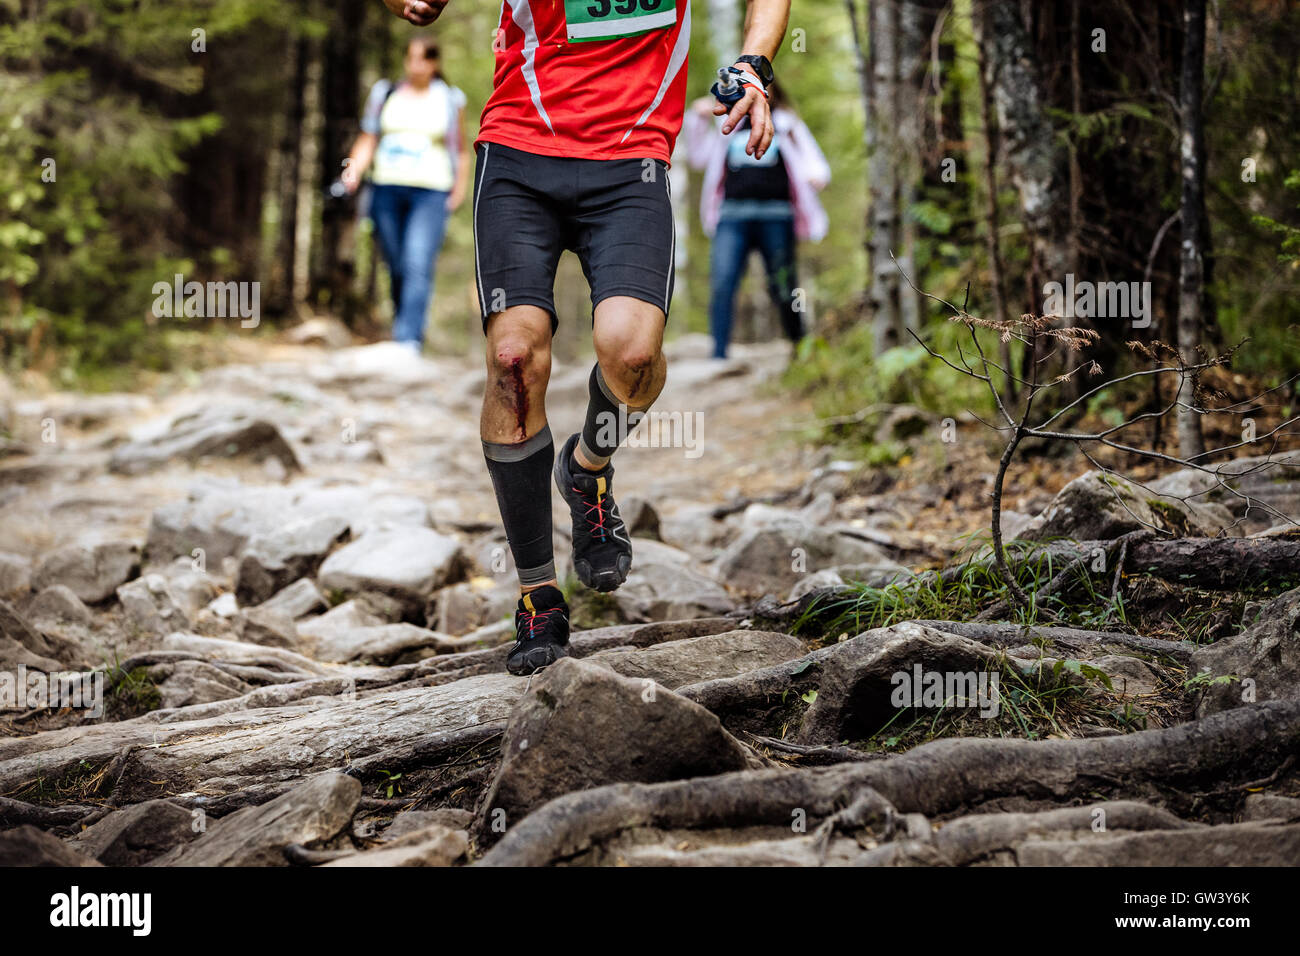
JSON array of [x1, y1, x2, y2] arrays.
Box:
[[619, 1, 691, 145], [503, 0, 555, 134]]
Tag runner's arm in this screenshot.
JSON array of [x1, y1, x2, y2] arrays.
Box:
[[380, 0, 447, 26], [448, 108, 471, 211], [717, 0, 791, 159], [344, 132, 377, 194]]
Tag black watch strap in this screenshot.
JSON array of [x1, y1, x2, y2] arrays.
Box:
[[734, 54, 774, 88]]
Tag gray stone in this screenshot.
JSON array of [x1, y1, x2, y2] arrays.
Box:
[[307, 623, 456, 664], [257, 578, 327, 619], [0, 599, 66, 671], [238, 606, 299, 649], [152, 773, 360, 867], [620, 495, 662, 540], [587, 629, 805, 689], [318, 527, 466, 611], [235, 514, 350, 605], [787, 569, 845, 602], [478, 657, 757, 829], [1193, 586, 1300, 716], [1147, 452, 1300, 536], [614, 538, 736, 622], [33, 541, 140, 603], [0, 552, 31, 599], [65, 799, 195, 865], [1023, 470, 1233, 542], [1090, 655, 1161, 698], [151, 660, 252, 710], [110, 407, 302, 476], [28, 585, 92, 627], [432, 578, 517, 636], [324, 824, 467, 867], [383, 808, 474, 841], [117, 574, 190, 636], [296, 600, 386, 644], [0, 825, 102, 867], [1241, 793, 1300, 822], [715, 522, 902, 595]]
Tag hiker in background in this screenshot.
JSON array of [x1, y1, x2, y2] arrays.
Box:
[[345, 35, 469, 352], [684, 82, 830, 360]]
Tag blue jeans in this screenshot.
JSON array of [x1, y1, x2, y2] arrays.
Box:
[[708, 214, 804, 359], [369, 184, 450, 348]]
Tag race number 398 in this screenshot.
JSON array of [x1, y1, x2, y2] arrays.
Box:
[[565, 0, 677, 43]]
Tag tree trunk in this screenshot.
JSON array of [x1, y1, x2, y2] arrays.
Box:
[[1176, 0, 1208, 460], [268, 35, 306, 316], [868, 0, 901, 353], [974, 11, 1013, 403], [895, 0, 931, 337], [978, 0, 1068, 295], [316, 0, 366, 325]]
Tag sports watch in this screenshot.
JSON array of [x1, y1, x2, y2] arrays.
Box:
[[733, 54, 774, 90]]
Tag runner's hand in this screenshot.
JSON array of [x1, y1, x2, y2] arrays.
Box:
[[714, 70, 774, 160], [382, 0, 447, 26]]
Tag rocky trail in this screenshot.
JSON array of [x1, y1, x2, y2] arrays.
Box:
[[1, 329, 1299, 867]]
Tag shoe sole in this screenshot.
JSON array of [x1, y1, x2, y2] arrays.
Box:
[[555, 434, 633, 593], [506, 642, 570, 676]]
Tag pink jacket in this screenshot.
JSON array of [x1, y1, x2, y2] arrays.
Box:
[[683, 106, 831, 242]]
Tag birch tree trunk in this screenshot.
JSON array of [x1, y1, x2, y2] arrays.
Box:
[[1176, 0, 1208, 459]]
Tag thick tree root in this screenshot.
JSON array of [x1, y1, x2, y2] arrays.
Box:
[[478, 698, 1300, 865]]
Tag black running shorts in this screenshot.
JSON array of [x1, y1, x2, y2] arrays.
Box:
[[472, 141, 675, 333]]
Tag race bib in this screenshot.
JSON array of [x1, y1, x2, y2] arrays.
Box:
[[564, 0, 677, 43]]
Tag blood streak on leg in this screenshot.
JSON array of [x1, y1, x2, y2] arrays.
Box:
[[504, 356, 528, 440]]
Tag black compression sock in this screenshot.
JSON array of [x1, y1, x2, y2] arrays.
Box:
[[577, 364, 651, 471], [483, 424, 555, 587]]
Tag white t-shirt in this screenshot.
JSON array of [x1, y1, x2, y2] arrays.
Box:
[[361, 79, 465, 191]]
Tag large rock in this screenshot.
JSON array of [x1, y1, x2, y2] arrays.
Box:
[[151, 773, 360, 867], [0, 552, 31, 599], [0, 598, 69, 671], [235, 515, 350, 605], [714, 522, 903, 595], [1147, 452, 1300, 536], [1193, 586, 1300, 716], [307, 623, 456, 664], [431, 577, 517, 636], [0, 826, 102, 867], [586, 630, 805, 689], [318, 527, 466, 612], [257, 578, 327, 619], [32, 541, 140, 603], [478, 657, 758, 832], [146, 484, 297, 566], [109, 406, 302, 476], [614, 539, 736, 622], [1023, 470, 1233, 542], [117, 574, 191, 637], [65, 799, 196, 865]]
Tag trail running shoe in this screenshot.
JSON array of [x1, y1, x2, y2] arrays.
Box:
[[554, 432, 633, 592], [506, 585, 570, 676]]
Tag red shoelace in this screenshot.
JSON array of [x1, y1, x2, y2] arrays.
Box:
[[525, 606, 561, 640], [575, 484, 607, 542]]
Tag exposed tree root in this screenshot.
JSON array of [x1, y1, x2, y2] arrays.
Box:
[[478, 698, 1300, 865]]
